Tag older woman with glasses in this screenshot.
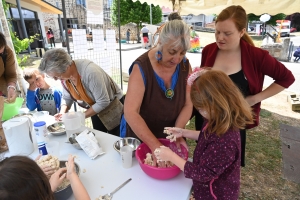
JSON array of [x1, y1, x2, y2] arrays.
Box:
[[39, 48, 124, 136]]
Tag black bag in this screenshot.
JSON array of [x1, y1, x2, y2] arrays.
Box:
[[97, 97, 123, 131], [97, 77, 123, 131]]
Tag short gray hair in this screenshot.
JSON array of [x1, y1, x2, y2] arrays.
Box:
[[159, 20, 190, 51], [38, 48, 72, 75]]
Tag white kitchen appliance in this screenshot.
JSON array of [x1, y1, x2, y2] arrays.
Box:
[[2, 116, 34, 156]]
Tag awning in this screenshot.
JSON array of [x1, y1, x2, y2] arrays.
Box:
[[23, 0, 62, 14], [134, 0, 300, 16]]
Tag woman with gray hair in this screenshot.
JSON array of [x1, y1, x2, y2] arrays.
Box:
[[39, 48, 124, 136], [124, 20, 193, 166]]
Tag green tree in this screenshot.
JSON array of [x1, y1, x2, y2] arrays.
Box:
[[248, 13, 286, 26], [2, 0, 38, 67], [111, 0, 162, 42], [151, 5, 163, 25], [291, 13, 300, 31]]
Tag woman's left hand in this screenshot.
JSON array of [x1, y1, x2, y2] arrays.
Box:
[[49, 168, 67, 192], [7, 87, 16, 103]]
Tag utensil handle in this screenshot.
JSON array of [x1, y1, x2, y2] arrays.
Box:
[[111, 178, 132, 195]]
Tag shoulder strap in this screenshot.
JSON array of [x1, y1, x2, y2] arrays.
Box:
[[107, 76, 117, 95]]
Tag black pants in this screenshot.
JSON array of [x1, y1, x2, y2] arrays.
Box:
[[91, 96, 125, 137], [194, 109, 246, 167], [49, 37, 55, 47]]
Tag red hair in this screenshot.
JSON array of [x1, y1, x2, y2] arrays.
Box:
[[216, 5, 255, 46]]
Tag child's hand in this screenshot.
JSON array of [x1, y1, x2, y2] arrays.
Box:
[[29, 82, 37, 91], [35, 154, 56, 177], [65, 155, 77, 181], [49, 168, 66, 192], [154, 146, 174, 162], [164, 127, 184, 141], [41, 164, 56, 177]]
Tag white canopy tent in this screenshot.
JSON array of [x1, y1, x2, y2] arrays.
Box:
[[134, 0, 300, 15]]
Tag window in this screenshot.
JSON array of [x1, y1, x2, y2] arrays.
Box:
[[10, 7, 36, 19], [62, 18, 79, 29], [76, 0, 86, 7]]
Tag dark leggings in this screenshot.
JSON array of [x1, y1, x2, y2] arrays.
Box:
[[194, 109, 246, 167], [49, 37, 55, 47], [91, 96, 125, 137]]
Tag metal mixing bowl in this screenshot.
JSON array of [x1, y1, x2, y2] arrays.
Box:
[[47, 122, 66, 136], [54, 161, 80, 200], [113, 137, 141, 157]]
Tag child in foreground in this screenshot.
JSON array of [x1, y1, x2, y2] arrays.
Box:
[[23, 68, 62, 115], [155, 68, 253, 200], [0, 155, 90, 200]]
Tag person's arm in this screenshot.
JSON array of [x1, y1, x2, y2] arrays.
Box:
[[53, 87, 62, 112], [246, 83, 284, 106], [26, 89, 38, 111], [54, 83, 72, 121], [156, 133, 238, 181], [183, 137, 238, 182], [66, 155, 90, 200], [84, 107, 97, 118], [165, 127, 201, 141], [248, 49, 295, 106], [49, 168, 67, 192], [4, 47, 17, 102], [81, 62, 122, 118], [175, 65, 193, 128], [124, 64, 162, 154], [4, 47, 17, 85]]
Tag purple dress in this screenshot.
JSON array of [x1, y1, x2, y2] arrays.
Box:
[[184, 126, 241, 200]]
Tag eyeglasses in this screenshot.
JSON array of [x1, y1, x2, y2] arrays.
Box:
[[46, 74, 62, 80], [46, 66, 70, 80], [46, 71, 66, 80]]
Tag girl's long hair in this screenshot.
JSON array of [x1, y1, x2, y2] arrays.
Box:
[[0, 156, 54, 200], [191, 69, 254, 136]]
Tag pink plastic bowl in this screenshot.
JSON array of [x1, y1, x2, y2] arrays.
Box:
[[135, 138, 189, 180]]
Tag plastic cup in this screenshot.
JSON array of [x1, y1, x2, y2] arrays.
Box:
[[46, 141, 60, 158], [120, 146, 133, 168]]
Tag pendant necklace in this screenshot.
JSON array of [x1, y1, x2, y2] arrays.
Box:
[[164, 66, 179, 99]]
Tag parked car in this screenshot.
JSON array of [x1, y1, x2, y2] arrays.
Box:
[[290, 27, 297, 32]]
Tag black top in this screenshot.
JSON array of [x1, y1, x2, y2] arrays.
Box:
[[229, 69, 249, 97]]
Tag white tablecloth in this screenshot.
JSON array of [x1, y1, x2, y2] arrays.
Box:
[[3, 124, 193, 200]]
